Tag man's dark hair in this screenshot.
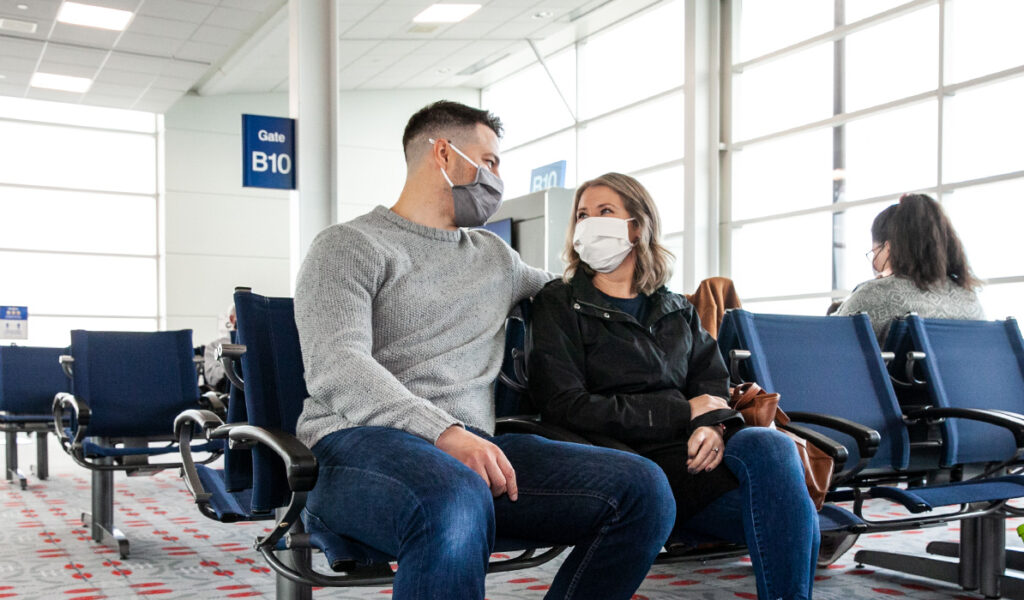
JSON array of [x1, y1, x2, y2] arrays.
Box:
[[402, 100, 503, 160], [871, 193, 981, 291]]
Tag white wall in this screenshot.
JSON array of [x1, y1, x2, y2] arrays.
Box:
[[336, 88, 479, 222], [163, 92, 292, 345], [161, 88, 479, 343]]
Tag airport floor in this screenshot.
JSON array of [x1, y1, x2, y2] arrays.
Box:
[[2, 433, 1021, 599]]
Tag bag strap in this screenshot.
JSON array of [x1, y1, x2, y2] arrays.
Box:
[[730, 381, 764, 407], [690, 408, 745, 431]]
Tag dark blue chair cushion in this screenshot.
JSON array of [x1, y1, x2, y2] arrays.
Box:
[[70, 330, 201, 438], [868, 475, 1024, 513], [906, 317, 1024, 467], [233, 292, 308, 513], [196, 464, 274, 523], [0, 346, 69, 414], [725, 310, 909, 472]]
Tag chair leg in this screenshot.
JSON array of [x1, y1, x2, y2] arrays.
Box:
[[82, 450, 129, 559], [930, 541, 1024, 573], [5, 431, 27, 490], [854, 548, 962, 587], [35, 431, 48, 480], [979, 512, 1007, 599], [274, 509, 312, 600]]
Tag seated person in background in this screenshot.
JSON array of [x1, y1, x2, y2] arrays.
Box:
[[528, 172, 819, 600], [203, 305, 235, 393], [833, 193, 984, 343], [294, 102, 676, 600]]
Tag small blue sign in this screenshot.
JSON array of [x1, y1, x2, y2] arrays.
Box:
[[530, 160, 566, 193], [242, 114, 296, 190], [1, 305, 28, 340]]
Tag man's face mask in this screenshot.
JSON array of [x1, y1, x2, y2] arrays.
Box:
[[573, 216, 636, 273], [430, 138, 504, 227]]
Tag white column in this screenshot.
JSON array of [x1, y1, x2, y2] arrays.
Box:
[[289, 0, 337, 290], [684, 0, 720, 290]]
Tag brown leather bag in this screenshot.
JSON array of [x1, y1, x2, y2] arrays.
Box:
[[729, 382, 833, 510]]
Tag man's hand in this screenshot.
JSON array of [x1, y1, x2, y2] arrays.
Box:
[[435, 425, 518, 501], [686, 425, 725, 473], [688, 394, 730, 419]]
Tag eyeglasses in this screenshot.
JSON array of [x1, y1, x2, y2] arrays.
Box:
[[865, 245, 883, 261]]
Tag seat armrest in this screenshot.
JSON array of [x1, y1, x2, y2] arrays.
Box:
[[227, 425, 318, 492], [217, 343, 247, 390], [59, 355, 74, 379], [905, 406, 1024, 460], [777, 422, 849, 472], [728, 349, 750, 385], [199, 391, 227, 418], [495, 416, 592, 446], [784, 411, 880, 484], [52, 392, 89, 453]]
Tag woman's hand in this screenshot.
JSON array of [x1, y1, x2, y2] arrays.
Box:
[[689, 394, 730, 419], [687, 425, 725, 474]]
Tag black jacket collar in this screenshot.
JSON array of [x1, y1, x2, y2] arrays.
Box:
[[568, 270, 689, 326]]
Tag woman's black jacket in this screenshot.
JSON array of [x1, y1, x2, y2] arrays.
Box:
[[527, 271, 739, 522]]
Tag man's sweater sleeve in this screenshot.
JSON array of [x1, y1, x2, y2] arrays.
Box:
[[294, 228, 462, 443]]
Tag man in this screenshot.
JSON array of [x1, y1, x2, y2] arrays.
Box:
[[294, 100, 674, 599]]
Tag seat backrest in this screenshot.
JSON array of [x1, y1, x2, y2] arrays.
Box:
[[495, 299, 534, 418], [233, 289, 308, 513], [720, 310, 909, 472], [903, 316, 1024, 467], [69, 330, 200, 438], [0, 346, 69, 414]]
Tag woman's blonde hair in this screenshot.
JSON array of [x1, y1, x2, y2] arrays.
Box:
[[562, 172, 675, 295]]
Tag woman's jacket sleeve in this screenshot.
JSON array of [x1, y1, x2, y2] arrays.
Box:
[[527, 290, 693, 444]]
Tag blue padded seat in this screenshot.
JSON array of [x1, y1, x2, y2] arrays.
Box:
[[1, 345, 69, 488]]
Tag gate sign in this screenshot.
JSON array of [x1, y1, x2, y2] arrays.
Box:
[[1, 306, 27, 340], [530, 160, 566, 193], [242, 114, 296, 190]]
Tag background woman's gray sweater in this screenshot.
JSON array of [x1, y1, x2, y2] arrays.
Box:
[[294, 206, 552, 449]]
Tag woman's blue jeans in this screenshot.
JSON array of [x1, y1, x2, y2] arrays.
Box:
[[681, 427, 820, 600], [305, 426, 676, 600]]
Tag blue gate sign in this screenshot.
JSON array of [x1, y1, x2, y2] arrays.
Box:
[[242, 114, 296, 190], [1, 306, 28, 340], [530, 160, 566, 193]]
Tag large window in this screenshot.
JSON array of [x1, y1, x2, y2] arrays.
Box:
[[726, 0, 1024, 318], [482, 0, 687, 289], [0, 98, 160, 347]]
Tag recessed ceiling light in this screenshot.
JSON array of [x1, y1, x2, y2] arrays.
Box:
[[0, 74, 6, 80], [16, 3, 29, 10], [57, 2, 133, 31], [413, 3, 481, 24], [0, 17, 38, 33], [30, 72, 92, 93], [532, 11, 553, 19]]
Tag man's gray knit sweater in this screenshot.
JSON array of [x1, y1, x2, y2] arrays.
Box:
[[294, 206, 552, 450]]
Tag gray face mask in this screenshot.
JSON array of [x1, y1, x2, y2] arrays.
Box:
[[430, 138, 504, 227]]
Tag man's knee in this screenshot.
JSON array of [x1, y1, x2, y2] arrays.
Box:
[[612, 453, 676, 539], [409, 466, 495, 550]]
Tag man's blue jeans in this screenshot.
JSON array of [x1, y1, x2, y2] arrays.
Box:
[[681, 427, 820, 600], [304, 426, 676, 600]]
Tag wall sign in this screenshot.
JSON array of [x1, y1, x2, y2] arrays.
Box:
[[1, 306, 27, 340], [242, 114, 296, 190], [530, 160, 566, 193]]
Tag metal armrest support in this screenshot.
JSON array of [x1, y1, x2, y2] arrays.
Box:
[[495, 416, 592, 446], [784, 411, 880, 484], [175, 409, 226, 510], [199, 391, 227, 418], [778, 422, 849, 472], [218, 343, 247, 391], [52, 391, 89, 454], [728, 349, 750, 385], [59, 355, 74, 379], [889, 351, 927, 388]]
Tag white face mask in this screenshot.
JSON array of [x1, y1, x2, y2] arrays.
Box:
[[573, 216, 636, 273]]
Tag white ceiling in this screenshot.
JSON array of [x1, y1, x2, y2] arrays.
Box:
[[0, 0, 655, 114]]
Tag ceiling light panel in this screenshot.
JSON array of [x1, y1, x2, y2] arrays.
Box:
[[30, 72, 92, 92], [413, 3, 482, 24], [57, 2, 134, 31]]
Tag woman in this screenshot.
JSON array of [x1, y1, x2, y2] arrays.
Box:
[[527, 173, 818, 600], [834, 193, 984, 343]]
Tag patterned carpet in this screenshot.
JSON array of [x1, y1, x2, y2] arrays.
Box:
[[2, 434, 1023, 599]]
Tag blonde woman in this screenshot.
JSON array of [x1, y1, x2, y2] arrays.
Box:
[[528, 173, 818, 600]]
